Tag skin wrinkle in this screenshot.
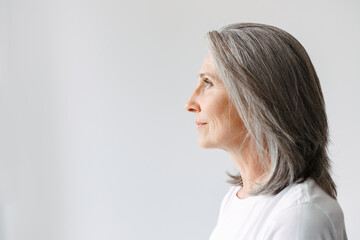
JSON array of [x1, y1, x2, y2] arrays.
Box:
[[185, 53, 268, 198], [186, 23, 336, 199]]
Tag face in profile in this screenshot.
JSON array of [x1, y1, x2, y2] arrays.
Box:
[[185, 53, 246, 151]]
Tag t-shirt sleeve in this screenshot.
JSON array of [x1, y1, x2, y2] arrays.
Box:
[[262, 203, 345, 240]]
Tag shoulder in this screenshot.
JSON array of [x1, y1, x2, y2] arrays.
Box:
[[263, 203, 339, 239], [262, 179, 347, 239], [281, 178, 344, 223]]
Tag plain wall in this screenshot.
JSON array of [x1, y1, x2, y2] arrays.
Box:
[[0, 0, 359, 239]]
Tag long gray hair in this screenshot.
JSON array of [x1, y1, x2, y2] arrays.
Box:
[[206, 23, 337, 199]]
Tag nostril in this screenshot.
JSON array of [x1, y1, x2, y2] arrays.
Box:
[[187, 107, 199, 113], [185, 99, 200, 112]]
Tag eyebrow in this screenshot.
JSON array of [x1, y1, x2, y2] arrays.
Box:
[[197, 72, 217, 80]]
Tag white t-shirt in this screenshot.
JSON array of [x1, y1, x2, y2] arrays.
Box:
[[209, 178, 347, 240]]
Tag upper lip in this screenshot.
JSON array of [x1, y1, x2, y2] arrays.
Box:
[[195, 121, 207, 125]]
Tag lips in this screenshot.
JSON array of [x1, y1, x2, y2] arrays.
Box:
[[195, 121, 207, 126]]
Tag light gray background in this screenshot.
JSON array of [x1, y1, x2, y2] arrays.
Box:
[[0, 0, 359, 239]]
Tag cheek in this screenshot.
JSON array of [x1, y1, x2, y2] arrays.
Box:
[[218, 102, 244, 134], [208, 102, 232, 132], [228, 106, 245, 131], [201, 90, 235, 132]]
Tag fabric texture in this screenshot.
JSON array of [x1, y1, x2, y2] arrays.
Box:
[[209, 178, 347, 240]]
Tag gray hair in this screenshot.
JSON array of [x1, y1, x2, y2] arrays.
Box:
[[206, 23, 336, 199]]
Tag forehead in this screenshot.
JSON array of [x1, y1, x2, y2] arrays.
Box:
[[198, 53, 218, 78], [200, 53, 215, 69]]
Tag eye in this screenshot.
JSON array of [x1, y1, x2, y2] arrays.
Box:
[[203, 79, 213, 87]]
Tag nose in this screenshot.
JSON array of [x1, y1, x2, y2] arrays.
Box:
[[185, 91, 200, 113]]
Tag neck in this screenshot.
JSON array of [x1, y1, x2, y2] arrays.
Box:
[[226, 143, 269, 198]]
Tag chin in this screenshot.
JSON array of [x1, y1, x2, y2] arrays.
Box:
[[198, 139, 216, 149]]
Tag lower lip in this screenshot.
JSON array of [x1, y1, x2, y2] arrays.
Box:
[[197, 123, 207, 129]]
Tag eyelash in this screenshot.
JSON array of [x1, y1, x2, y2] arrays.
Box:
[[203, 79, 213, 87]]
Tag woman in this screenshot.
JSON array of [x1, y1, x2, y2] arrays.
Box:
[[185, 23, 347, 239]]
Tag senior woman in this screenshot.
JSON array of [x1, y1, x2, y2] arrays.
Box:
[[185, 23, 347, 239]]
